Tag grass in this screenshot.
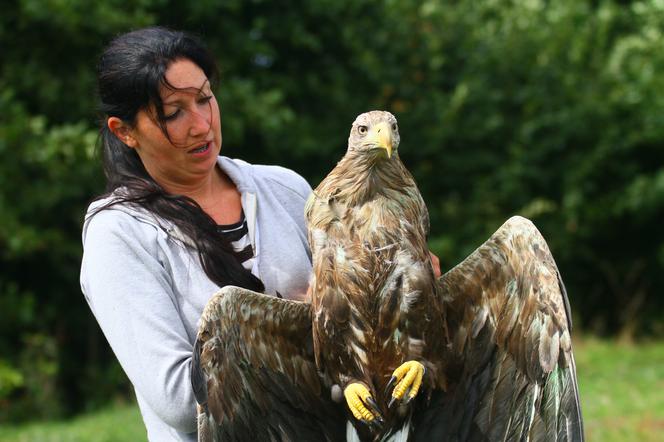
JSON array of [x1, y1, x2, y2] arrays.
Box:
[[0, 402, 146, 442], [574, 337, 664, 441], [1, 338, 662, 441]]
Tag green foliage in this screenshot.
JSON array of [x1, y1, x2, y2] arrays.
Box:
[[6, 334, 62, 422], [0, 360, 24, 399], [1, 0, 663, 422]]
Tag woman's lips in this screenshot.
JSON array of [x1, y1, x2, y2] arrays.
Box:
[[188, 142, 211, 156]]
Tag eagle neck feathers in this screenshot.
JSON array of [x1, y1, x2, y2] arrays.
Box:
[[328, 150, 414, 206]]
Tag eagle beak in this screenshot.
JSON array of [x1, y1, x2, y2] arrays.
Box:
[[369, 122, 393, 158]]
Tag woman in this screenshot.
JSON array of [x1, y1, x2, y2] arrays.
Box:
[[81, 27, 441, 441], [80, 27, 314, 441]]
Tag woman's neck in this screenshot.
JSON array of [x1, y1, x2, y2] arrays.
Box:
[[158, 167, 242, 224]]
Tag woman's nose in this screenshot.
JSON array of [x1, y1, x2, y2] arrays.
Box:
[[188, 108, 211, 137]]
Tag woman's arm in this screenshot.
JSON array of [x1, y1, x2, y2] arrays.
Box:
[[80, 209, 198, 433]]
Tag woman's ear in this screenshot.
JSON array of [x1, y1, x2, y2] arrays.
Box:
[[107, 117, 138, 148]]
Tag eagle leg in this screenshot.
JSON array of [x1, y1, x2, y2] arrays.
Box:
[[343, 382, 385, 428], [386, 360, 425, 408]]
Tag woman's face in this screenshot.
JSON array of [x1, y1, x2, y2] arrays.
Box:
[[128, 58, 222, 189]]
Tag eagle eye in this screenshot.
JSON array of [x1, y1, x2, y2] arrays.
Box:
[[358, 125, 368, 135], [392, 123, 398, 131]]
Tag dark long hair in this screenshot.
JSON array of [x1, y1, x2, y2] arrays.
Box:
[[94, 27, 264, 292]]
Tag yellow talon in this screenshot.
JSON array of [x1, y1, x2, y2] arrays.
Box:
[[343, 382, 382, 423], [389, 360, 425, 404]]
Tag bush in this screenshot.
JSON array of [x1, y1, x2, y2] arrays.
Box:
[[1, 0, 663, 421]]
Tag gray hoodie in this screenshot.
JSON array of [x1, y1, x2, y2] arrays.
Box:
[[80, 156, 313, 441]]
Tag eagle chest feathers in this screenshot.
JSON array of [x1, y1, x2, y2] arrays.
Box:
[[313, 198, 439, 387], [307, 154, 443, 406]]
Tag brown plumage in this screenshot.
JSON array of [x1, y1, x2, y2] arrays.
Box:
[[305, 111, 447, 439], [191, 111, 584, 441]]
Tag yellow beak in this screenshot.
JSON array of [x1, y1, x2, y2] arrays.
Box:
[[368, 121, 393, 158]]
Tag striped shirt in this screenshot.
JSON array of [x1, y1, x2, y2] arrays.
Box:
[[217, 211, 255, 271]]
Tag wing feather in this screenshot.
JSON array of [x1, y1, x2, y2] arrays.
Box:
[[426, 216, 584, 441], [192, 286, 345, 442]]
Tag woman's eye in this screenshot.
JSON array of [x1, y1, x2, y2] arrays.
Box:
[[198, 95, 213, 105], [164, 109, 181, 121], [358, 125, 368, 135]]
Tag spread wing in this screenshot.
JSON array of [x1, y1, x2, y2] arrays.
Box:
[[418, 216, 584, 441], [191, 286, 345, 442]]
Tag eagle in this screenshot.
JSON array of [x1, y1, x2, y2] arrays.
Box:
[[192, 111, 584, 441]]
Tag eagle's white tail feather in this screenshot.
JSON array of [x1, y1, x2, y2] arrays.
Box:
[[385, 418, 411, 442], [346, 420, 361, 442], [345, 418, 412, 442]]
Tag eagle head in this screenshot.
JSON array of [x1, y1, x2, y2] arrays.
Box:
[[347, 110, 401, 160]]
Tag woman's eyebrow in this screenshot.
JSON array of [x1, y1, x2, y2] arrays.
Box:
[[162, 79, 211, 104]]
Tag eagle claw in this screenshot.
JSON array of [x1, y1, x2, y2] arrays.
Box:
[[384, 375, 397, 398], [366, 396, 380, 413], [386, 361, 425, 408], [362, 413, 385, 430], [344, 382, 384, 427]]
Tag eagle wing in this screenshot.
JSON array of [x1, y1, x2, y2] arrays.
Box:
[[191, 286, 345, 442], [418, 216, 584, 441]]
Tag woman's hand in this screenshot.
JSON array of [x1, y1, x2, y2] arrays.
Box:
[[290, 285, 312, 302], [430, 251, 441, 278]]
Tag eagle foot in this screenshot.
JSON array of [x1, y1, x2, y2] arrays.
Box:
[[385, 360, 425, 408], [343, 382, 385, 428]]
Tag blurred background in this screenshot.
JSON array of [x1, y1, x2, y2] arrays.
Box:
[[1, 0, 663, 440]]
